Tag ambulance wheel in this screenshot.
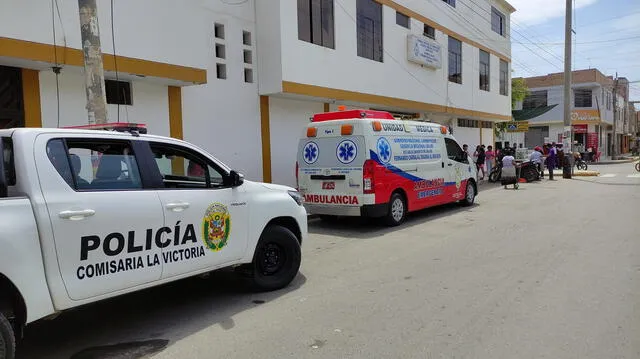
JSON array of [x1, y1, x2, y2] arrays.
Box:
[[249, 225, 301, 292], [0, 312, 15, 359], [385, 193, 406, 226], [461, 181, 476, 206]]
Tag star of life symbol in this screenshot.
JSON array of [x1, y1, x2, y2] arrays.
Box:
[[303, 141, 319, 164], [377, 137, 391, 163], [336, 140, 357, 164]]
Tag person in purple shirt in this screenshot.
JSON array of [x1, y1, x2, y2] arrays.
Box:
[[546, 143, 557, 180]]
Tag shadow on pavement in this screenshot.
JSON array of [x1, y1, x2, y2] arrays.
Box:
[[17, 270, 307, 359]]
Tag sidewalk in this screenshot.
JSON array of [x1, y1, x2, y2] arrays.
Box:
[[594, 154, 639, 165]]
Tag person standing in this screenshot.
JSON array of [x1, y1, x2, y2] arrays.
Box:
[[546, 143, 557, 180], [462, 144, 470, 160], [485, 145, 495, 177], [476, 146, 486, 180]]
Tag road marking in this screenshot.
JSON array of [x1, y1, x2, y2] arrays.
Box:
[[627, 174, 640, 178], [600, 174, 616, 178]]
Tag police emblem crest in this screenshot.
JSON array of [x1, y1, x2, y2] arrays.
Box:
[[202, 203, 231, 252]]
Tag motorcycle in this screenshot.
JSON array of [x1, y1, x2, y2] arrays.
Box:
[[574, 153, 588, 171]]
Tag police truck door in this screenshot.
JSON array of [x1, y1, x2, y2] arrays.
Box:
[[148, 142, 249, 279], [35, 136, 165, 301]]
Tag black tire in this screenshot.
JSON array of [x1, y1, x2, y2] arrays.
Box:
[[635, 162, 640, 172], [577, 162, 588, 171], [0, 312, 15, 359], [249, 225, 301, 292], [460, 180, 476, 206], [488, 169, 501, 183], [385, 192, 406, 226]]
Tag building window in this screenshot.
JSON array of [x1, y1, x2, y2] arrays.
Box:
[[575, 89, 592, 107], [243, 49, 252, 64], [216, 63, 227, 79], [479, 50, 490, 91], [357, 0, 383, 62], [215, 43, 225, 59], [243, 30, 252, 46], [606, 91, 612, 110], [297, 0, 335, 49], [424, 24, 435, 39], [491, 7, 506, 36], [244, 68, 253, 83], [442, 0, 456, 7], [522, 90, 548, 109], [396, 11, 410, 28], [214, 23, 225, 40], [448, 36, 462, 84], [105, 80, 132, 105], [499, 60, 508, 96], [457, 119, 479, 128], [482, 121, 493, 129]]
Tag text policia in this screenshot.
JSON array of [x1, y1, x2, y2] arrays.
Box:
[[77, 222, 206, 280]]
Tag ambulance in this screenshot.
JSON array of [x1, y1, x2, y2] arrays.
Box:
[[296, 109, 478, 226]]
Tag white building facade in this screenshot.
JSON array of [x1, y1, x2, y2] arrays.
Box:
[[514, 69, 633, 158], [0, 0, 514, 187]]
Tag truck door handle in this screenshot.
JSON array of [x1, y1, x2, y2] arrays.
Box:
[[165, 202, 190, 212], [448, 163, 453, 167], [59, 209, 96, 220]]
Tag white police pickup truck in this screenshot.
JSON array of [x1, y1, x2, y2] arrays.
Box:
[[0, 124, 307, 359]]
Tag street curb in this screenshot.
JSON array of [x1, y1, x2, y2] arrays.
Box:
[[573, 171, 600, 177], [593, 158, 638, 165]]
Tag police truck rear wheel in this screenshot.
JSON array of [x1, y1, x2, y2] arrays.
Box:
[[250, 225, 301, 292], [0, 312, 15, 359], [385, 193, 406, 226]]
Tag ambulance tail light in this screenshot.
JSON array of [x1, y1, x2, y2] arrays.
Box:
[[363, 159, 377, 194], [372, 121, 382, 132]]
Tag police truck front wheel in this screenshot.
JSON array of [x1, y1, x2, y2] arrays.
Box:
[[249, 225, 301, 292], [0, 312, 15, 359], [385, 193, 406, 226]]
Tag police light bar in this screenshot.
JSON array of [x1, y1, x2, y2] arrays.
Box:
[[312, 109, 395, 122], [64, 122, 148, 134]]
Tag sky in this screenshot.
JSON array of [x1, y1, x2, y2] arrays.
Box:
[[507, 0, 640, 105]]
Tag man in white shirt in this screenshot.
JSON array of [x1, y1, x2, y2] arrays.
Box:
[[529, 146, 543, 178]]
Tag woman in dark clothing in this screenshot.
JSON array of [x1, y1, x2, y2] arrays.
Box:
[[476, 146, 486, 180]]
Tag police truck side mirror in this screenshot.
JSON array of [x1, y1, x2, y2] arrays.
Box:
[[227, 170, 244, 187], [0, 138, 7, 198]]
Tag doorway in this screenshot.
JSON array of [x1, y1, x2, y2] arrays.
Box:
[[0, 66, 25, 129]]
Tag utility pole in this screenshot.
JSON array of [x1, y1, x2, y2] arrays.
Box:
[[613, 75, 618, 159], [78, 0, 108, 124], [563, 0, 573, 176]]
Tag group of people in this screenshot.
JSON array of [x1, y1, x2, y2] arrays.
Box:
[[461, 142, 566, 182], [462, 144, 496, 181]]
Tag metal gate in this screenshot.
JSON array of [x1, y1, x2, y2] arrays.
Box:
[[0, 66, 24, 129], [525, 126, 548, 148]]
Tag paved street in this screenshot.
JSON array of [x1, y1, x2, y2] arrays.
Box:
[[18, 164, 640, 359]]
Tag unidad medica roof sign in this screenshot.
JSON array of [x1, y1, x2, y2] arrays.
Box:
[[407, 34, 442, 69]]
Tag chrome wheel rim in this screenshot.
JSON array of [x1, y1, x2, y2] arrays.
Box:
[[391, 198, 404, 222], [466, 183, 474, 202]]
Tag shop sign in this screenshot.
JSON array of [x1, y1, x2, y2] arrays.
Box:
[[572, 124, 588, 134], [571, 109, 600, 123], [505, 121, 529, 132]]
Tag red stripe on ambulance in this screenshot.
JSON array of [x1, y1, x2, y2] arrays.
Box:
[[304, 194, 360, 205]]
